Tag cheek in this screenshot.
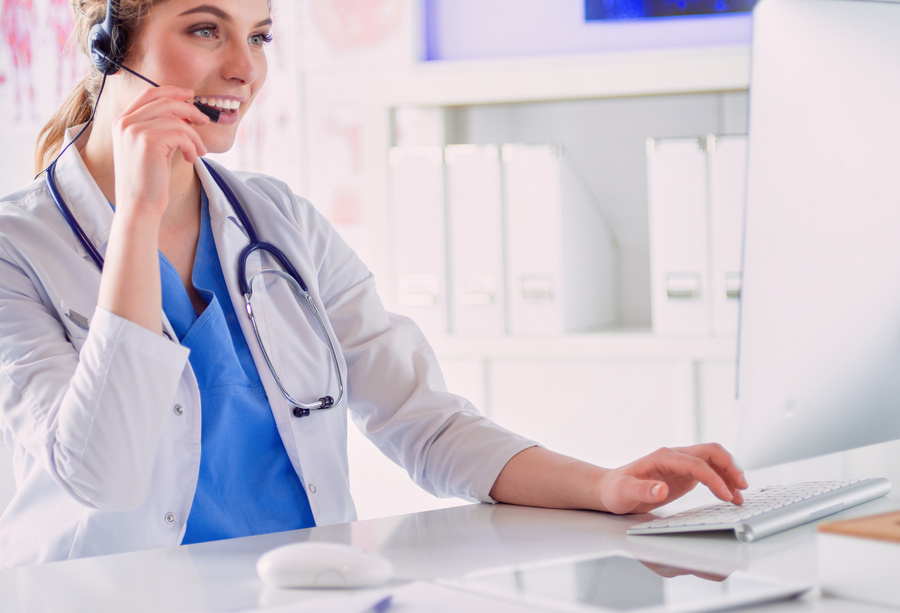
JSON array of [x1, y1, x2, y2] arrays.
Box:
[[251, 61, 268, 102], [142, 53, 201, 89]]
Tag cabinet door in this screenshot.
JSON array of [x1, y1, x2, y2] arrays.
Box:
[[488, 360, 696, 468], [695, 360, 739, 451]]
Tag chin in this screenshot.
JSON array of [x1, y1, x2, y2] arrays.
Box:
[[203, 134, 239, 156]]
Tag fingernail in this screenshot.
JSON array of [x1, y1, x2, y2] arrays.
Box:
[[650, 484, 661, 498]]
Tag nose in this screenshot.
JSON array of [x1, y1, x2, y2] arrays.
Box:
[[222, 39, 259, 84]]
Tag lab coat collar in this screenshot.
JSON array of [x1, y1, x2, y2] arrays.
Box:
[[52, 125, 115, 260], [193, 158, 248, 243]]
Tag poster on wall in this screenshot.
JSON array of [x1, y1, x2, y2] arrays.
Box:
[[1, 0, 88, 190], [585, 0, 757, 20], [301, 0, 419, 262], [1, 0, 85, 124]]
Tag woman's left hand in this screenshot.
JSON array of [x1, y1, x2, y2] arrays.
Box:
[[595, 443, 747, 514]]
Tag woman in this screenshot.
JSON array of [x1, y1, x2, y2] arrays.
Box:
[[0, 0, 746, 568]]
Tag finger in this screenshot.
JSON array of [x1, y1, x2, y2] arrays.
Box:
[[650, 450, 735, 503], [676, 443, 748, 491], [119, 86, 211, 127], [121, 95, 211, 129], [121, 113, 208, 158]]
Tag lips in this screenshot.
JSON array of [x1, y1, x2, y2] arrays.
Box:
[[194, 96, 241, 112]]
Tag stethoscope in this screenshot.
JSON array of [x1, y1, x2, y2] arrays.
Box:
[[45, 158, 344, 417]]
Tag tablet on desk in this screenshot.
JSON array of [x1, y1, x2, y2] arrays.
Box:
[[450, 551, 809, 613]]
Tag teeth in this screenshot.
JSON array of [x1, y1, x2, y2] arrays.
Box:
[[195, 96, 240, 111]]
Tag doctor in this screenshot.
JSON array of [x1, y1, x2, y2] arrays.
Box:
[[0, 0, 747, 568]]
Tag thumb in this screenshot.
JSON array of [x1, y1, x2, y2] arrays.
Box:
[[640, 480, 668, 503], [606, 476, 668, 513]]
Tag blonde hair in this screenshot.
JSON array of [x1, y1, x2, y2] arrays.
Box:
[[33, 0, 159, 174]]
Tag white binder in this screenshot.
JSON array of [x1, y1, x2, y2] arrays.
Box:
[[502, 143, 618, 334], [445, 144, 506, 334], [388, 147, 448, 334], [708, 134, 747, 336], [647, 137, 710, 335]]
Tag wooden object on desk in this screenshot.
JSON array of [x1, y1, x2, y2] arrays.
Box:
[[818, 510, 900, 608], [818, 510, 900, 542]]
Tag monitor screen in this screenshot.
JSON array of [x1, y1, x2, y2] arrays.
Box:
[[585, 0, 758, 20], [736, 0, 900, 470]]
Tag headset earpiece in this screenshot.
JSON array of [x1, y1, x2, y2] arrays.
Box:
[[89, 0, 126, 75]]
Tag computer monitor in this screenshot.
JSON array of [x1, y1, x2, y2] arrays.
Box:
[[735, 0, 900, 470]]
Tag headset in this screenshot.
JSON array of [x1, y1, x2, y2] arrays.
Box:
[[86, 0, 220, 121], [88, 0, 127, 76]]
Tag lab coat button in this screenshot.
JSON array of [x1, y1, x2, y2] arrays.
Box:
[[165, 513, 177, 524], [173, 404, 184, 416], [308, 483, 317, 494]]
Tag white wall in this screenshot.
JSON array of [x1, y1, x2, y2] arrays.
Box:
[[0, 450, 14, 513], [424, 0, 752, 60]]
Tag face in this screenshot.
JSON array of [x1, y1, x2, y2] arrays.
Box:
[[125, 0, 272, 153]]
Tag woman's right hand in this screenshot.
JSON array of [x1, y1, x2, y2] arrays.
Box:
[[110, 85, 210, 221]]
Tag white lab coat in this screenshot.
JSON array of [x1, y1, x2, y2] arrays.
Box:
[[0, 132, 536, 568]]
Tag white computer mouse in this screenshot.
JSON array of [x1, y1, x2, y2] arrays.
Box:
[[256, 541, 394, 589]]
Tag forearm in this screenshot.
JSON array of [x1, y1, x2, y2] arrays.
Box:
[[97, 210, 163, 334], [490, 443, 747, 516], [489, 446, 612, 512]]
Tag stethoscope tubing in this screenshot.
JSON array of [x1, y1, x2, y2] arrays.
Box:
[[45, 158, 343, 414]]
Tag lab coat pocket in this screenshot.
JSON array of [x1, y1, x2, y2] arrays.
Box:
[[59, 301, 91, 353]]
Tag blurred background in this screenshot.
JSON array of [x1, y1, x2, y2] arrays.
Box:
[[0, 0, 756, 520]]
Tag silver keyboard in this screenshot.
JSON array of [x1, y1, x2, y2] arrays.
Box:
[[627, 477, 891, 543]]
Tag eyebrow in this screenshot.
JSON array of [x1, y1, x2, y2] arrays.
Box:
[[178, 5, 273, 28]]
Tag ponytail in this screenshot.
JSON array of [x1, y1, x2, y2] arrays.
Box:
[[33, 75, 98, 175]]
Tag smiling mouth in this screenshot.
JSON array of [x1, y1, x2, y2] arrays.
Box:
[[194, 96, 242, 112]]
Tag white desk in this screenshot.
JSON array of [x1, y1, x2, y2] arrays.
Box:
[[1, 495, 896, 612]]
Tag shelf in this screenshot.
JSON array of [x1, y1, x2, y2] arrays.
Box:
[[362, 44, 751, 108], [428, 331, 737, 361]]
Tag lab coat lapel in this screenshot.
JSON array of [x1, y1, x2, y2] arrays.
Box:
[[52, 128, 115, 260]]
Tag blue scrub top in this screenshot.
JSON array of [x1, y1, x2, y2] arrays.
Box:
[[160, 193, 315, 544]]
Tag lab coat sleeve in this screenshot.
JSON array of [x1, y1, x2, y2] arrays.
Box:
[[283, 193, 538, 503], [0, 238, 190, 511]]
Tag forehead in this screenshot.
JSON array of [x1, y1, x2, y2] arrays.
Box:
[[147, 0, 272, 25]]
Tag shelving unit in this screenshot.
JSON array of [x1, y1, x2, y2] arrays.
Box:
[[358, 43, 752, 289]]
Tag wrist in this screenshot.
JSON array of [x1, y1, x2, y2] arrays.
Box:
[[111, 201, 165, 231]]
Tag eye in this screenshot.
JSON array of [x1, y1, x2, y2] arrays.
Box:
[[249, 32, 273, 47], [191, 24, 218, 39]]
